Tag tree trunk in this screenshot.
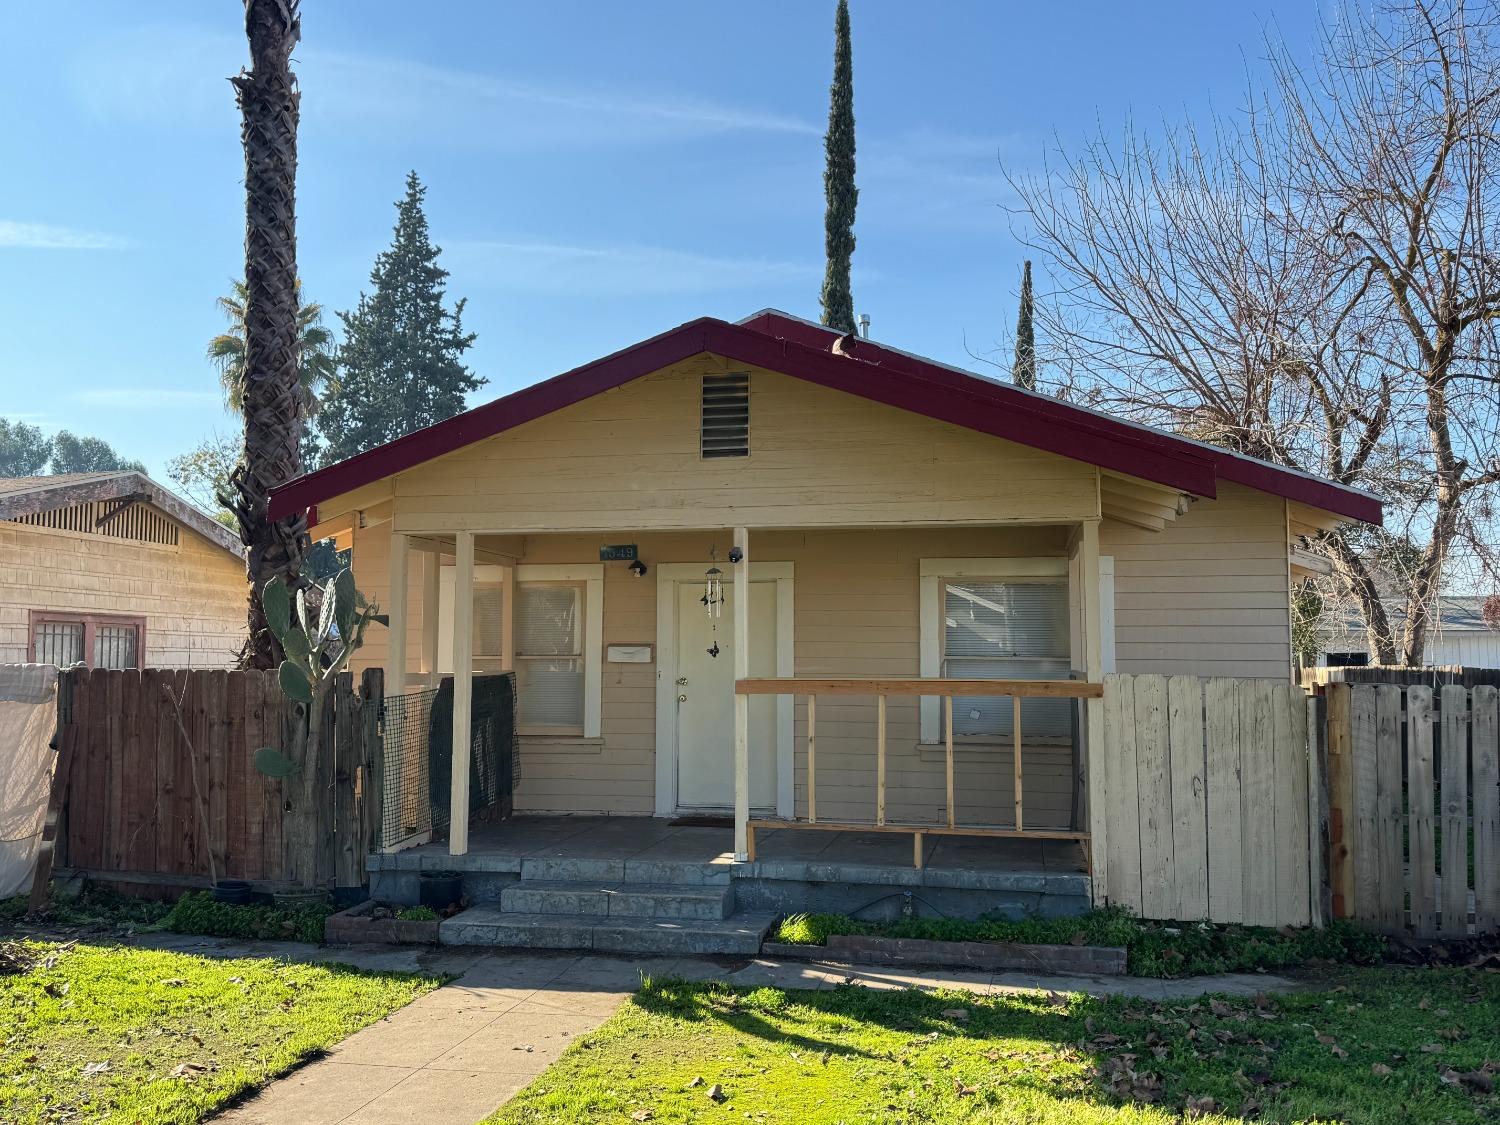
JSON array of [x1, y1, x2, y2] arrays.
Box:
[[1325, 533, 1398, 664], [229, 0, 309, 670]]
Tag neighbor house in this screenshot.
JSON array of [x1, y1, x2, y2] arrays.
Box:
[[1318, 595, 1500, 669], [0, 472, 247, 669], [267, 310, 1381, 879]]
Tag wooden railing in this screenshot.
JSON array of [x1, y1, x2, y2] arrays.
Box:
[[733, 677, 1101, 868]]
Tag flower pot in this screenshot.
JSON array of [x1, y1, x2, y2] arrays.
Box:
[[419, 871, 463, 911], [211, 879, 254, 905]]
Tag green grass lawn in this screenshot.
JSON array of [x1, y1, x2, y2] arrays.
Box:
[[0, 939, 439, 1125], [488, 968, 1500, 1124]]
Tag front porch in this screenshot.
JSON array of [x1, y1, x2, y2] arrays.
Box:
[[368, 815, 1092, 952]]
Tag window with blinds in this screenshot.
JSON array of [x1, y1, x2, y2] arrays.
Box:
[[942, 578, 1071, 739], [473, 584, 505, 663], [514, 583, 585, 732]]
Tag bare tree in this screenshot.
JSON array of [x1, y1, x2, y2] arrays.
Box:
[[1008, 0, 1500, 664]]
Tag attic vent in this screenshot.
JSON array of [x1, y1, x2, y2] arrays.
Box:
[[701, 372, 750, 459], [7, 500, 179, 547]]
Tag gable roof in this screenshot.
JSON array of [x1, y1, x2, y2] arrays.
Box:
[[267, 309, 1383, 526], [0, 471, 245, 557]]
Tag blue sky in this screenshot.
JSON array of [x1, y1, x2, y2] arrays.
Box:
[[0, 1, 1319, 482]]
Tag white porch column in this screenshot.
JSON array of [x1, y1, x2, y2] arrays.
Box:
[[1078, 518, 1108, 902], [387, 532, 410, 698], [733, 526, 750, 861], [449, 530, 475, 856], [420, 548, 440, 684]]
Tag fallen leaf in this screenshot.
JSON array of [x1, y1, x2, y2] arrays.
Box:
[[630, 1110, 653, 1122], [1420, 1043, 1445, 1054], [687, 1076, 704, 1088], [1372, 1063, 1392, 1076], [1184, 1094, 1219, 1116], [159, 978, 188, 987], [82, 1061, 110, 1077], [941, 1008, 969, 1021], [706, 1083, 726, 1102]]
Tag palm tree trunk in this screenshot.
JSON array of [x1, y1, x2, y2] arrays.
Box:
[[228, 0, 309, 669]]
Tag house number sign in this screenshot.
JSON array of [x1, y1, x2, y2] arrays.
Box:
[[599, 544, 638, 561]]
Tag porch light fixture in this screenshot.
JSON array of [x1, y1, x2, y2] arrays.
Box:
[[629, 558, 648, 577]]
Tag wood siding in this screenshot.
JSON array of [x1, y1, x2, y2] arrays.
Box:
[[1104, 483, 1292, 679], [320, 357, 1102, 534], [0, 516, 246, 668]]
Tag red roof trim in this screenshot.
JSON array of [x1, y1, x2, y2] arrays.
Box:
[[269, 313, 1383, 526]]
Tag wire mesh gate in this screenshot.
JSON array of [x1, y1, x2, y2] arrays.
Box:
[[378, 672, 518, 850]]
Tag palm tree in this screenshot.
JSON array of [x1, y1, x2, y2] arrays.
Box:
[[209, 279, 337, 416], [227, 0, 308, 669]]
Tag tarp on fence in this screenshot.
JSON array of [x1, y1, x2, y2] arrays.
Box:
[[0, 664, 58, 898]]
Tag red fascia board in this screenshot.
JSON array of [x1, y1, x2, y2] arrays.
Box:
[[268, 319, 718, 520], [701, 323, 1220, 497]]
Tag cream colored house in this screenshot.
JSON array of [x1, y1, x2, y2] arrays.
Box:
[[0, 472, 247, 669], [269, 310, 1382, 864]]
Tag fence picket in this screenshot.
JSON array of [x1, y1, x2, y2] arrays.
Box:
[[1324, 684, 1354, 918], [1374, 685, 1405, 934], [1240, 680, 1278, 926], [1134, 675, 1174, 919], [1168, 674, 1208, 919], [1274, 685, 1311, 926], [1472, 685, 1500, 932], [1102, 674, 1143, 912], [1205, 678, 1245, 923], [1349, 686, 1380, 924], [1440, 685, 1470, 936], [1407, 686, 1438, 937]]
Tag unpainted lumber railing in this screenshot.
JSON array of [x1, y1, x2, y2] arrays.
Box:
[[733, 677, 1100, 869]]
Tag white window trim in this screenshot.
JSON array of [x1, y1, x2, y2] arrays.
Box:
[[918, 557, 1070, 743], [514, 563, 604, 739]]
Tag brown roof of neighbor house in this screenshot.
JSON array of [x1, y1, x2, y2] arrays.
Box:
[[0, 471, 245, 558]]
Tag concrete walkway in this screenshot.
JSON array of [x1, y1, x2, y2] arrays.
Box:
[[115, 934, 1296, 1125]]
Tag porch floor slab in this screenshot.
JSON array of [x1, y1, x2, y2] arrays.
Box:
[[370, 815, 1089, 897]]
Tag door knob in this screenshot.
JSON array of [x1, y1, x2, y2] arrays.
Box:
[[678, 694, 688, 703], [676, 677, 689, 686]]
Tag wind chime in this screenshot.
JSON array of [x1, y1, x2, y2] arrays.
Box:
[[702, 546, 725, 658]]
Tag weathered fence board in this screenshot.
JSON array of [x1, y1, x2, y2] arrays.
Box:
[[1102, 673, 1313, 927], [58, 667, 382, 891], [1326, 679, 1500, 937], [1167, 674, 1208, 919], [1476, 685, 1500, 932]]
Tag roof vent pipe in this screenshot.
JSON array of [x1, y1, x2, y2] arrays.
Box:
[[857, 313, 871, 339]]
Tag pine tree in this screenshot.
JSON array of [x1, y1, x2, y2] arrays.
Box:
[[318, 172, 484, 464], [1012, 260, 1036, 390], [819, 0, 858, 334]]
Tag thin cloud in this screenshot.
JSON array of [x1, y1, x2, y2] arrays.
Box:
[[0, 221, 129, 250], [446, 239, 834, 295], [67, 26, 817, 147], [70, 388, 220, 408]]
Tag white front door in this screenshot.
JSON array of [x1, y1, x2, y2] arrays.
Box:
[[674, 579, 778, 810]]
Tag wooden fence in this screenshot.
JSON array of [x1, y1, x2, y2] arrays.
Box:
[[1305, 665, 1500, 689], [57, 667, 383, 892], [1098, 673, 1318, 927], [1323, 682, 1500, 936]]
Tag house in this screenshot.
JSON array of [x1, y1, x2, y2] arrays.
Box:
[[1319, 595, 1500, 669], [267, 310, 1381, 947], [0, 472, 248, 669]]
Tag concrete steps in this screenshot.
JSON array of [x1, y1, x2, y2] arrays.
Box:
[[440, 906, 777, 956], [500, 880, 733, 920]]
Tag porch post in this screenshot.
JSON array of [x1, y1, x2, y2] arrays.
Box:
[[387, 532, 410, 698], [1078, 517, 1108, 902], [733, 526, 750, 861], [420, 548, 440, 684], [449, 530, 475, 856]]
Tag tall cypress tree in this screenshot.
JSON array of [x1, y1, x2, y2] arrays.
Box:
[[819, 0, 857, 334], [318, 171, 484, 464], [1012, 259, 1036, 389]]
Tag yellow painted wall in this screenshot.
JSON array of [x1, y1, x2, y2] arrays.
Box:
[[1103, 483, 1292, 679], [0, 516, 247, 668], [318, 355, 1101, 533]]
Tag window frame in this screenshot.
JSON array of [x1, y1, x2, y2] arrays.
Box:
[[27, 609, 145, 670], [918, 558, 1070, 744], [513, 578, 588, 736]]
